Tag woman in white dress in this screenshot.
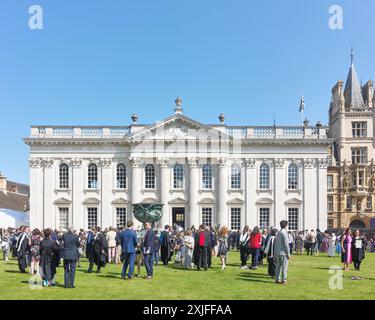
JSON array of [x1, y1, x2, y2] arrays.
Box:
[[183, 230, 195, 269], [328, 233, 337, 257]]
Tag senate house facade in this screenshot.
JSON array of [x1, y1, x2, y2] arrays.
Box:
[[24, 98, 330, 231]]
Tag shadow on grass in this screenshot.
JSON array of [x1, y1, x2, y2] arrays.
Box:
[[4, 270, 22, 273], [20, 280, 66, 288]]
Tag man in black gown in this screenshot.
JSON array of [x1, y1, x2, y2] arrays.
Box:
[[16, 226, 30, 273], [160, 225, 171, 265]]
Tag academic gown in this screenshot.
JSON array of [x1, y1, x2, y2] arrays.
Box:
[[93, 232, 109, 268], [352, 236, 366, 263], [160, 231, 171, 263], [16, 233, 29, 272], [39, 238, 60, 282]]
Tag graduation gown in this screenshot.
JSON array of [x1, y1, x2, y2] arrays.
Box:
[[39, 238, 60, 281], [352, 236, 366, 263], [16, 232, 29, 272], [93, 232, 108, 268], [160, 231, 171, 263]]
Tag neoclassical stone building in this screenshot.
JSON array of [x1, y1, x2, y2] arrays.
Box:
[[328, 57, 375, 229], [24, 99, 330, 231]]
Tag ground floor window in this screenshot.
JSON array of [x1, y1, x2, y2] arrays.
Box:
[[328, 195, 333, 212], [288, 208, 299, 231], [230, 208, 241, 231], [58, 207, 69, 230], [87, 207, 98, 229], [367, 196, 372, 210], [328, 219, 334, 229], [259, 208, 270, 230], [116, 207, 127, 229], [201, 207, 213, 227]]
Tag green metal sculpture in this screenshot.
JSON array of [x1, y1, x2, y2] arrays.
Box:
[[132, 203, 164, 224]]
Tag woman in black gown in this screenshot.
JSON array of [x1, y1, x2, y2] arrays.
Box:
[[39, 228, 60, 287]]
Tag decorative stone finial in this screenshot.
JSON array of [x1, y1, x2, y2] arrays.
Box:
[[174, 97, 183, 114], [131, 113, 139, 124], [316, 121, 323, 128], [303, 118, 310, 127], [219, 113, 225, 124]]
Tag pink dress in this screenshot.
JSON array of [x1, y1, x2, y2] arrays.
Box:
[[341, 235, 352, 264]]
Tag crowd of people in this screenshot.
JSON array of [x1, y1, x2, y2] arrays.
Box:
[[0, 221, 374, 288]]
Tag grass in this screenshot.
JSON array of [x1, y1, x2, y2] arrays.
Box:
[[1, 251, 375, 300]]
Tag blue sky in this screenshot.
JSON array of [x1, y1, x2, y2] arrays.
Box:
[[0, 0, 374, 184]]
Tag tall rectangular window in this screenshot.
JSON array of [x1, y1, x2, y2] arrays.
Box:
[[327, 175, 333, 189], [201, 207, 212, 227], [59, 163, 69, 189], [346, 196, 352, 210], [58, 207, 69, 230], [230, 208, 241, 230], [116, 164, 127, 189], [358, 170, 365, 187], [288, 208, 299, 231], [173, 164, 184, 189], [352, 122, 367, 138], [202, 165, 213, 189], [259, 164, 270, 189], [145, 164, 155, 189], [87, 207, 98, 229], [367, 196, 372, 210], [351, 148, 367, 164], [328, 195, 333, 212], [259, 208, 270, 230], [116, 207, 127, 229]]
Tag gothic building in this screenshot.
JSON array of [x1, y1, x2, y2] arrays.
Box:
[[328, 56, 375, 229]]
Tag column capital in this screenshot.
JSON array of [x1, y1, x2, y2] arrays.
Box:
[[303, 158, 315, 169], [217, 157, 227, 168], [273, 158, 285, 169], [99, 158, 112, 168], [245, 158, 256, 169], [70, 158, 83, 168], [41, 158, 54, 168], [29, 157, 42, 168], [188, 157, 199, 168], [157, 157, 169, 168], [130, 157, 141, 168]]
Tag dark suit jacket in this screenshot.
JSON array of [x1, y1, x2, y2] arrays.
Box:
[[143, 229, 155, 254], [62, 231, 80, 261], [120, 229, 138, 254]]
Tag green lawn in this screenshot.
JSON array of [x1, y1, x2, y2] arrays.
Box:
[[1, 251, 375, 300]]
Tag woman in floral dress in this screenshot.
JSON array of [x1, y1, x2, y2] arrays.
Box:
[[30, 228, 42, 275]]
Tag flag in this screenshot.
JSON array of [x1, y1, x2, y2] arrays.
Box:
[[299, 96, 305, 112]]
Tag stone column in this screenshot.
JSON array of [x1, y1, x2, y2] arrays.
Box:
[[130, 157, 141, 223], [29, 158, 44, 229], [159, 159, 170, 228], [318, 158, 328, 231], [42, 158, 55, 229], [217, 158, 228, 227], [100, 158, 112, 228], [188, 158, 200, 229], [274, 159, 285, 228], [245, 159, 256, 227], [71, 158, 83, 229]]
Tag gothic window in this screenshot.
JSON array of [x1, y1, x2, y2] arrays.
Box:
[[173, 164, 184, 189], [116, 163, 127, 189], [145, 164, 155, 189], [88, 163, 98, 189], [231, 164, 241, 189], [351, 148, 367, 164], [202, 164, 212, 189], [288, 164, 299, 190], [59, 163, 69, 189], [259, 163, 270, 189]]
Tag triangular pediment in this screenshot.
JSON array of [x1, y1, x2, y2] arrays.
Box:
[[168, 197, 188, 204], [82, 197, 100, 205], [111, 197, 128, 205], [255, 198, 273, 205], [284, 198, 303, 205], [198, 197, 215, 205], [128, 114, 230, 141]]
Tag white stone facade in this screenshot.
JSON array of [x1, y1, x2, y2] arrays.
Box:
[[24, 106, 330, 231]]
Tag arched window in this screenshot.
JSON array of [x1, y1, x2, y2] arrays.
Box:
[[59, 163, 69, 189], [145, 164, 155, 189], [231, 164, 241, 189], [202, 164, 212, 189], [116, 163, 127, 189], [88, 163, 98, 189], [288, 164, 299, 190], [173, 164, 184, 189], [259, 163, 270, 189]]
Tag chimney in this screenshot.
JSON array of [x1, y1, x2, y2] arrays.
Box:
[[0, 172, 7, 193]]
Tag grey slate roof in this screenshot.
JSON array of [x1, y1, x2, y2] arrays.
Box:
[[344, 63, 365, 108]]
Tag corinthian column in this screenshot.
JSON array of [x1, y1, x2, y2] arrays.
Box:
[[217, 158, 228, 227], [188, 158, 200, 229], [130, 157, 141, 222], [159, 158, 170, 228]]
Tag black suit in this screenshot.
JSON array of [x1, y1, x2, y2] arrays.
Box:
[[193, 231, 211, 270], [62, 231, 80, 288], [160, 230, 171, 265], [143, 229, 155, 277]]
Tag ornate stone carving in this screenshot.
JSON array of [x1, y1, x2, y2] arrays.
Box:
[[29, 157, 41, 168], [245, 158, 255, 169], [273, 158, 285, 169], [100, 158, 112, 168], [157, 158, 169, 168], [217, 157, 227, 168], [70, 158, 82, 168], [188, 157, 198, 168], [318, 158, 329, 168], [41, 158, 54, 168], [130, 157, 141, 168], [303, 158, 315, 168]]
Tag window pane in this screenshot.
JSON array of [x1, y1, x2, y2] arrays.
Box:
[[88, 163, 98, 189], [202, 165, 212, 189], [201, 207, 212, 227], [58, 207, 69, 230], [59, 163, 69, 189], [230, 208, 241, 230], [231, 165, 241, 189], [87, 207, 98, 229], [173, 164, 184, 189], [259, 164, 270, 189], [145, 164, 155, 189], [327, 175, 333, 189], [116, 207, 127, 229], [288, 164, 298, 189], [259, 208, 270, 229], [116, 164, 127, 189], [288, 208, 299, 231]]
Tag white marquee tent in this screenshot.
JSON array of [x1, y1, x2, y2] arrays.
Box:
[[0, 209, 29, 228]]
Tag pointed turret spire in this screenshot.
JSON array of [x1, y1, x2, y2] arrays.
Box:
[[343, 48, 365, 109]]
